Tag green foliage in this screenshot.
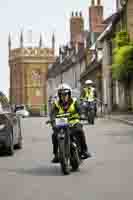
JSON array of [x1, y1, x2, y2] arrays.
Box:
[[113, 30, 129, 48], [112, 30, 133, 80]]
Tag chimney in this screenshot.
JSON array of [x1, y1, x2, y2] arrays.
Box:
[[89, 0, 104, 33], [70, 11, 84, 46]]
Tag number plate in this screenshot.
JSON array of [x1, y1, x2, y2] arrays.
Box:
[[83, 102, 87, 106], [55, 118, 68, 126]]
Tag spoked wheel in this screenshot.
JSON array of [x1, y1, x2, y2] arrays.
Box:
[[60, 157, 70, 175], [88, 110, 95, 125], [70, 148, 80, 171], [59, 140, 70, 175]]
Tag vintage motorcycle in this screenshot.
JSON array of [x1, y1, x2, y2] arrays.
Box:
[[47, 113, 82, 175], [80, 99, 95, 124]]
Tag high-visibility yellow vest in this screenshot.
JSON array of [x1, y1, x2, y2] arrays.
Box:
[[54, 99, 80, 125], [82, 87, 94, 101]]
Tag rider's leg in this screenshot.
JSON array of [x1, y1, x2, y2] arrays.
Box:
[[51, 129, 59, 163], [72, 123, 91, 159]]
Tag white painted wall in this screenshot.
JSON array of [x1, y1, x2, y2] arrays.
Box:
[[48, 58, 85, 99]]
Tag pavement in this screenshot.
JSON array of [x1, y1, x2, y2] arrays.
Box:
[[105, 113, 133, 126]]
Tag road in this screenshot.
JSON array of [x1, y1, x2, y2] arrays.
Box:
[[0, 117, 133, 200]]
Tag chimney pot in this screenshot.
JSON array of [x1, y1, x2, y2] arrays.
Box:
[[91, 0, 95, 5], [97, 0, 100, 5], [75, 11, 78, 16]]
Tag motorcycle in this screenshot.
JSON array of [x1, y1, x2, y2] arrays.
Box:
[[47, 113, 82, 175], [80, 99, 95, 125]]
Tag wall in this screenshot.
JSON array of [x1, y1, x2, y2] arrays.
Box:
[[127, 0, 133, 40]]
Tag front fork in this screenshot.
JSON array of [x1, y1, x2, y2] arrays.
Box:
[[58, 128, 70, 160]]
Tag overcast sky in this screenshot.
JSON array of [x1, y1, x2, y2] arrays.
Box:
[[0, 0, 116, 96]]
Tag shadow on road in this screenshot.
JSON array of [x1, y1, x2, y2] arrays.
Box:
[[12, 165, 68, 177], [0, 148, 11, 157]]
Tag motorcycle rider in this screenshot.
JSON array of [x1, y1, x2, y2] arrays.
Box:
[[80, 80, 97, 116], [50, 83, 91, 163]]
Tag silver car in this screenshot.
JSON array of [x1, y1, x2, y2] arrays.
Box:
[[0, 93, 22, 155], [15, 104, 29, 118]]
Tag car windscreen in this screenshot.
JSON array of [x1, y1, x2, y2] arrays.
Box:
[[15, 106, 25, 111]]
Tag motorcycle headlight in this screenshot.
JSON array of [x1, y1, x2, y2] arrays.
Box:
[[0, 124, 6, 130], [83, 102, 87, 106]]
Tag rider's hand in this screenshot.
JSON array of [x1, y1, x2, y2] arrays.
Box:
[[46, 120, 51, 124]]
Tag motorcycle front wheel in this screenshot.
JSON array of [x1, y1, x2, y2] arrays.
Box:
[[88, 110, 95, 124], [70, 147, 80, 171], [59, 140, 70, 175]]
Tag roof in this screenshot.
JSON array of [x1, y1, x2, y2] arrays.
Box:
[[90, 10, 123, 50], [48, 46, 86, 78], [99, 11, 123, 42], [80, 59, 102, 81]]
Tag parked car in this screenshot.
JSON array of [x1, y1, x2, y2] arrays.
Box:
[[0, 93, 22, 155], [14, 104, 29, 118]]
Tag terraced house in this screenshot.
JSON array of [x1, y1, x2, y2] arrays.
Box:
[[47, 0, 105, 99]]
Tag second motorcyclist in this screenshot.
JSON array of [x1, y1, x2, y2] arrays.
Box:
[[80, 80, 97, 117]]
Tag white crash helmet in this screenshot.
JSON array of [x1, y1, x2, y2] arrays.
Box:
[[57, 83, 72, 97], [85, 80, 93, 85], [57, 83, 72, 92]]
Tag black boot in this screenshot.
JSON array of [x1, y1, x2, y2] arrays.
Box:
[[51, 154, 59, 163], [81, 151, 91, 160], [52, 132, 59, 163]]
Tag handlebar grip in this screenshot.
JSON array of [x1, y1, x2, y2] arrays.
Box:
[[46, 120, 51, 124]]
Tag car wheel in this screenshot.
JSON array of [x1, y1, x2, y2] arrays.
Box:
[[14, 125, 23, 150], [14, 138, 22, 149], [7, 133, 14, 156]]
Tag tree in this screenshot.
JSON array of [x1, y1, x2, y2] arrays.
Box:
[[112, 30, 133, 81]]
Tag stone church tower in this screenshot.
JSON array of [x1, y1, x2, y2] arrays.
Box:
[[8, 31, 56, 114]]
